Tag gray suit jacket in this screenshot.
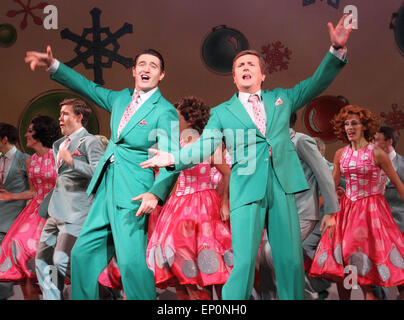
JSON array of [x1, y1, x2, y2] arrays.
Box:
[[0, 149, 30, 234], [385, 153, 404, 233], [46, 128, 105, 225], [290, 129, 339, 221]]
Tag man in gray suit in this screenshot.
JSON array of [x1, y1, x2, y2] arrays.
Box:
[[257, 113, 339, 299], [374, 126, 404, 300], [0, 123, 29, 300], [35, 98, 105, 300], [289, 112, 340, 240]]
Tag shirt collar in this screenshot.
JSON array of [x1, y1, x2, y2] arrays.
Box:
[[4, 145, 17, 159], [389, 149, 397, 163], [238, 90, 262, 106], [134, 87, 158, 105], [66, 127, 85, 141]]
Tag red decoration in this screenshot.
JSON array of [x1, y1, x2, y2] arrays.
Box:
[[261, 41, 292, 74], [380, 104, 404, 136], [6, 0, 48, 30]]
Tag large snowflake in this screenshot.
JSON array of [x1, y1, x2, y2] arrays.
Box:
[[261, 41, 292, 74], [60, 7, 133, 85], [380, 104, 404, 136], [302, 0, 340, 9], [6, 0, 48, 30]]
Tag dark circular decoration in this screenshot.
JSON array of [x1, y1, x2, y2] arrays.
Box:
[[303, 95, 349, 142], [18, 90, 100, 155], [390, 4, 404, 56], [0, 24, 17, 48], [201, 25, 249, 74]]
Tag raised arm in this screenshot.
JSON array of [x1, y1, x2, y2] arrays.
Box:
[[25, 45, 118, 113], [287, 14, 354, 113]]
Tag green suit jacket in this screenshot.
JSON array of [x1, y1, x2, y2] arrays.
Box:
[[51, 63, 179, 210], [175, 51, 347, 211]]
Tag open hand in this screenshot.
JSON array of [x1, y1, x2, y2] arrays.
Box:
[[140, 148, 175, 169], [328, 14, 355, 48], [24, 45, 55, 71], [132, 192, 158, 217]]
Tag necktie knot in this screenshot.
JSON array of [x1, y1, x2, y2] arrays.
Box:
[[132, 92, 140, 105], [248, 94, 259, 104]]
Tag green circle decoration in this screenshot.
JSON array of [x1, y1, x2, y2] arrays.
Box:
[[19, 90, 100, 154], [0, 24, 17, 48]]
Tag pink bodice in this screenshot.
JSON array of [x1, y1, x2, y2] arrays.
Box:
[[175, 162, 214, 196], [340, 143, 386, 201], [28, 150, 57, 204]]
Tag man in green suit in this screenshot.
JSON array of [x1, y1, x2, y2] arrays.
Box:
[[141, 15, 353, 300], [25, 47, 179, 299]]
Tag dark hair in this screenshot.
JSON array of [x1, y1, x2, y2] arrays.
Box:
[[290, 112, 297, 128], [176, 96, 210, 134], [133, 49, 165, 72], [0, 123, 18, 145], [232, 49, 266, 74], [31, 115, 60, 148], [332, 105, 380, 144], [59, 98, 92, 127], [378, 126, 398, 148]]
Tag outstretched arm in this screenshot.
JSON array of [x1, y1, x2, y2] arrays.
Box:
[[25, 45, 117, 113], [287, 14, 354, 113]]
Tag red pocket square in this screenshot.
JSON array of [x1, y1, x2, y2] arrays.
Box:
[[139, 119, 147, 125], [72, 150, 83, 157], [275, 98, 283, 106]]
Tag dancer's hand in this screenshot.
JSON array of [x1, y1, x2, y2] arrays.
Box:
[[0, 189, 13, 201], [220, 199, 230, 222], [320, 214, 336, 239], [25, 45, 55, 71], [336, 186, 345, 199], [140, 149, 175, 169], [132, 192, 158, 217], [58, 149, 73, 167], [328, 14, 355, 48]]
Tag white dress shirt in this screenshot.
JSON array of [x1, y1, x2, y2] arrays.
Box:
[[238, 90, 266, 124]]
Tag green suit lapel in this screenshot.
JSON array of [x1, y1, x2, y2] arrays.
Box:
[[116, 89, 161, 141], [226, 93, 264, 137], [262, 92, 276, 137]]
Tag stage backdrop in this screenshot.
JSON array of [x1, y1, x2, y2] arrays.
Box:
[[0, 0, 403, 160]]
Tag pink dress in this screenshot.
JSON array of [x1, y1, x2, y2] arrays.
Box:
[[309, 143, 404, 287], [0, 150, 57, 282], [146, 162, 233, 288]]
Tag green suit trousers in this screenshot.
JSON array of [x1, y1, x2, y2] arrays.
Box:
[[70, 162, 156, 300], [222, 160, 305, 300]]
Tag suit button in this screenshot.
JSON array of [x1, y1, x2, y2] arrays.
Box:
[[264, 158, 268, 162]]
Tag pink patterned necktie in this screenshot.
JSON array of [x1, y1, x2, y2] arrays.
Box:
[[57, 136, 70, 166], [117, 92, 141, 138], [248, 94, 266, 136], [0, 156, 5, 187], [248, 94, 272, 159]]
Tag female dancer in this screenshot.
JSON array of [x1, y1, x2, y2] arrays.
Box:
[[0, 115, 59, 299], [146, 96, 232, 300], [309, 105, 404, 300]]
